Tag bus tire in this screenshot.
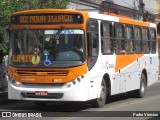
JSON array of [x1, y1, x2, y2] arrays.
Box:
[[134, 73, 146, 98], [34, 101, 48, 107], [92, 78, 107, 108]]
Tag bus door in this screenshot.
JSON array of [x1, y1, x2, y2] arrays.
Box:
[[86, 20, 99, 99]]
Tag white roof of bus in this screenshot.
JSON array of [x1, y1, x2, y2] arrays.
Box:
[[88, 12, 119, 22], [88, 12, 156, 28], [150, 23, 156, 28]]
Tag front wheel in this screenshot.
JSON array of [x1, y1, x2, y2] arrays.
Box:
[[92, 79, 107, 108]]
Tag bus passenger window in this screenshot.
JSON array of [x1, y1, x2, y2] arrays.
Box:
[[150, 29, 156, 53], [142, 28, 150, 54], [125, 40, 133, 53], [134, 27, 142, 53], [125, 26, 134, 53], [114, 24, 125, 54], [101, 22, 113, 54]]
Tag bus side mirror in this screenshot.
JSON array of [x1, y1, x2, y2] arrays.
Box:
[[2, 26, 9, 50]]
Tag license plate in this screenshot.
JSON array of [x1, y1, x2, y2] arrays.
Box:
[[35, 91, 48, 96]]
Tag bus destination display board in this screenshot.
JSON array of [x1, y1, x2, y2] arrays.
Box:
[[11, 13, 83, 25]]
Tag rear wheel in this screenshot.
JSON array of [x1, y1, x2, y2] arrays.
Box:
[[134, 73, 146, 98], [92, 79, 107, 108], [127, 73, 146, 98]]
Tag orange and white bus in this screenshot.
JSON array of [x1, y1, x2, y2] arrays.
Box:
[[4, 9, 159, 107]]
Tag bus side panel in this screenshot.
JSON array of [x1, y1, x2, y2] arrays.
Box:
[[126, 72, 140, 92], [124, 60, 141, 92], [113, 54, 143, 94], [147, 54, 159, 86]]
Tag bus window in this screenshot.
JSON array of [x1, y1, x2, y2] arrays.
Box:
[[86, 19, 99, 70], [142, 28, 150, 54], [125, 26, 134, 53], [114, 24, 125, 54], [134, 27, 142, 53], [150, 29, 156, 53], [101, 22, 113, 54]]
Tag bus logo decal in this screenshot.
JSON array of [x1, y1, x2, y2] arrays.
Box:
[[150, 57, 152, 64], [31, 55, 41, 65]]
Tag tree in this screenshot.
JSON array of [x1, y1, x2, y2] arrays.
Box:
[[0, 0, 71, 53]]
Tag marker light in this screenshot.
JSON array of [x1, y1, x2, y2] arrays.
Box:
[[66, 82, 72, 88]]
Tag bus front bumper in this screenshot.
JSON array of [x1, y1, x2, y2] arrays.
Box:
[[8, 78, 89, 102]]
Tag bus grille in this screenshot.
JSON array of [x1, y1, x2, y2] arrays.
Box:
[[16, 70, 69, 76]]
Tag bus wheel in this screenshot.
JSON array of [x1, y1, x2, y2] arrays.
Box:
[[134, 73, 146, 98], [34, 101, 48, 107], [92, 78, 107, 108]]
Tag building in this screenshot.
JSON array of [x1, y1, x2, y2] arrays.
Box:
[[68, 0, 158, 22], [68, 0, 100, 12], [156, 0, 160, 24]]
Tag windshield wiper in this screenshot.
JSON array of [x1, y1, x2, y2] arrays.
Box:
[[52, 26, 64, 41]]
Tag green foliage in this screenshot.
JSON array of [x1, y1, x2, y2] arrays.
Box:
[[0, 0, 71, 53], [0, 44, 7, 54]]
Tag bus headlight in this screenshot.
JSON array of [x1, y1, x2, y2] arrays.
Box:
[[9, 77, 21, 87], [66, 82, 72, 88]]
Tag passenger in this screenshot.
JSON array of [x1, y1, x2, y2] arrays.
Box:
[[72, 36, 83, 59], [120, 41, 132, 53]]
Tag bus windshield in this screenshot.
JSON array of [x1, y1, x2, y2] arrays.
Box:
[[9, 29, 85, 67]]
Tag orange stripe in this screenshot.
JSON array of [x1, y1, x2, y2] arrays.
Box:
[[12, 9, 88, 15], [119, 18, 150, 27], [102, 11, 131, 19], [115, 54, 144, 73]]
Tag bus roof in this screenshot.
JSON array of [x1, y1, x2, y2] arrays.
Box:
[[88, 12, 156, 28], [12, 9, 88, 15]]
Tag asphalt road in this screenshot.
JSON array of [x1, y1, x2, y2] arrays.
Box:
[[0, 79, 160, 120]]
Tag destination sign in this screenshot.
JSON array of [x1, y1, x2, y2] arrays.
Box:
[[10, 13, 83, 25]]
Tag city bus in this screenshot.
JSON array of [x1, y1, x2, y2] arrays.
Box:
[[3, 9, 159, 107]]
